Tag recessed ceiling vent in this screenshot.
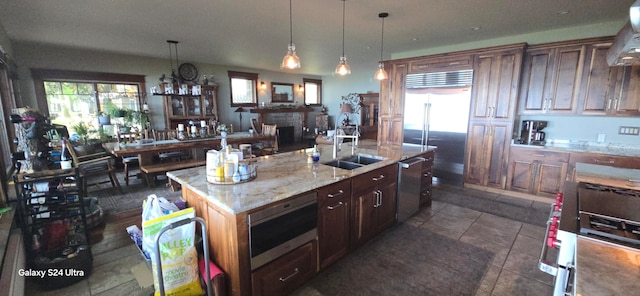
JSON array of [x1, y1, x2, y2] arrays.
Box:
[[607, 0, 640, 66]]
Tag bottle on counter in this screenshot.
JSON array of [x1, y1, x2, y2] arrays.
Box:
[[312, 145, 320, 163], [224, 145, 239, 182], [60, 139, 73, 169]]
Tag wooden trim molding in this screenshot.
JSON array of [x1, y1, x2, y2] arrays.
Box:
[[30, 68, 145, 83]]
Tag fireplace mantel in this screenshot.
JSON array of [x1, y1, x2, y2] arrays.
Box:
[[249, 106, 313, 114]]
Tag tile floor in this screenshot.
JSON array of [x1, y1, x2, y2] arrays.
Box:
[[25, 181, 558, 295]]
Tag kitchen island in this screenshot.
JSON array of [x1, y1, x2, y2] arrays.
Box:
[[167, 141, 435, 295]]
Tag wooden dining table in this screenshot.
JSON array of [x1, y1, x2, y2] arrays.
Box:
[[103, 132, 271, 185]]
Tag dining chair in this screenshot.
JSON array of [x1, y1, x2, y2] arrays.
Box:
[[116, 130, 141, 185], [65, 140, 122, 193], [259, 124, 279, 155], [152, 129, 188, 162]]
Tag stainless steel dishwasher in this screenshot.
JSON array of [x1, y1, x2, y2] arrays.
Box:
[[397, 157, 425, 221]]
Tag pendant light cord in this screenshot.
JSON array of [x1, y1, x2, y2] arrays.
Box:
[[341, 0, 346, 56], [289, 0, 293, 44], [379, 16, 385, 61]]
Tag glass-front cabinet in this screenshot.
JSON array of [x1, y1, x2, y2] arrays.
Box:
[[163, 85, 218, 129], [359, 93, 379, 140]]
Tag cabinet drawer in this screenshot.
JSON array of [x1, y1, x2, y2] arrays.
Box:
[[351, 164, 398, 195], [317, 179, 352, 207], [251, 240, 317, 296], [409, 55, 472, 73], [510, 147, 570, 163], [569, 152, 640, 169]]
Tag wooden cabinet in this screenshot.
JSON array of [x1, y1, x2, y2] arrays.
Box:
[[464, 121, 513, 189], [578, 42, 617, 115], [608, 65, 640, 116], [519, 44, 585, 115], [507, 147, 569, 198], [163, 85, 218, 129], [464, 45, 524, 189], [317, 179, 351, 269], [351, 164, 398, 248], [408, 54, 473, 74], [251, 240, 317, 296], [378, 62, 406, 149], [469, 46, 523, 121], [420, 150, 435, 207], [359, 93, 379, 140]]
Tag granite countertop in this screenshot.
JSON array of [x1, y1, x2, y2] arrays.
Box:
[[575, 163, 640, 190], [576, 236, 640, 295], [167, 140, 435, 215], [510, 142, 640, 157]]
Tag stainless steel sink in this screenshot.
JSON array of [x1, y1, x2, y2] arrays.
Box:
[[339, 155, 384, 165], [323, 160, 364, 170], [322, 154, 385, 170]]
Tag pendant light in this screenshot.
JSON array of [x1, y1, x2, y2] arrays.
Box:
[[167, 40, 179, 83], [335, 0, 351, 76], [281, 0, 301, 69], [374, 13, 389, 80]]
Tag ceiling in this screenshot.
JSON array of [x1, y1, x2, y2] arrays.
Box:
[[0, 0, 635, 77]]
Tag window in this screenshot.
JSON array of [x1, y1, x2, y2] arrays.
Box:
[[32, 69, 146, 137], [228, 71, 258, 107], [303, 78, 322, 105]]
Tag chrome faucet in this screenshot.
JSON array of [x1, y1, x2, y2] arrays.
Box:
[[332, 124, 360, 159]]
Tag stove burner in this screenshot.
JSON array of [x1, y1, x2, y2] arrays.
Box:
[[583, 183, 640, 197]]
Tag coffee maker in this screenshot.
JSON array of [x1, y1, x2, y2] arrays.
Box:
[[520, 120, 547, 146]]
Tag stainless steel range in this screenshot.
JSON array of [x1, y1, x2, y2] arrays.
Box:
[[539, 181, 640, 296]]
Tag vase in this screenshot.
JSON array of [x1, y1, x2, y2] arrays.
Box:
[[220, 131, 227, 138]]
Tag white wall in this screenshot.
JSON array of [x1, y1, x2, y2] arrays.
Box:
[[520, 115, 640, 144]]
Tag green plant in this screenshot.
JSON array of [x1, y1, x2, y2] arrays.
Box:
[[71, 122, 90, 145]]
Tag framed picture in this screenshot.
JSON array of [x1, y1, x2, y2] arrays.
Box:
[[271, 82, 294, 102]]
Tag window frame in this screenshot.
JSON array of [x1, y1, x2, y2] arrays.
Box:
[[31, 69, 146, 116], [303, 78, 322, 106], [228, 71, 258, 107]]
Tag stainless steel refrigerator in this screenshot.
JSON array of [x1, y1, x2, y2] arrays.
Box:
[[402, 70, 473, 185]]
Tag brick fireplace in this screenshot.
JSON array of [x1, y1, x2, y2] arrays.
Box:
[[250, 107, 312, 144]]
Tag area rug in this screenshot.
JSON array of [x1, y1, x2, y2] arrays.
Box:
[[87, 175, 182, 215], [296, 223, 494, 296]]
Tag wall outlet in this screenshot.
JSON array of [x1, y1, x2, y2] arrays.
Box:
[[597, 133, 606, 143], [619, 126, 640, 135]]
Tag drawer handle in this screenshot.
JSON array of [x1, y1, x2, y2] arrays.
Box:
[[372, 175, 385, 181], [327, 190, 344, 198], [594, 159, 614, 164], [424, 172, 432, 177], [327, 201, 344, 210], [279, 268, 300, 282]]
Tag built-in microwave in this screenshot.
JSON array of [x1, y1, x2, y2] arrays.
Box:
[[247, 192, 317, 270]]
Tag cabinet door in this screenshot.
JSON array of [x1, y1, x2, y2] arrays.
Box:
[[203, 85, 218, 118], [351, 190, 377, 248], [464, 121, 491, 185], [376, 181, 397, 232], [378, 62, 406, 145], [613, 65, 640, 116], [579, 42, 615, 115], [520, 45, 584, 114], [535, 161, 568, 197], [464, 121, 511, 189], [471, 48, 523, 120], [317, 180, 351, 269], [519, 48, 553, 114], [420, 151, 434, 207], [509, 158, 536, 193], [168, 96, 185, 117]]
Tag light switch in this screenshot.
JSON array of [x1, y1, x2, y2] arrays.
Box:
[[597, 133, 606, 142]]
